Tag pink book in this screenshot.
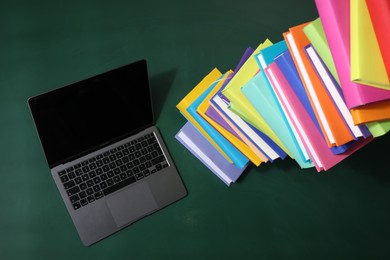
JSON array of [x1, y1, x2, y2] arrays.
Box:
[[268, 62, 372, 171], [315, 0, 390, 108]]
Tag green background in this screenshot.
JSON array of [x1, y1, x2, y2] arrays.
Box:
[[1, 0, 390, 259]]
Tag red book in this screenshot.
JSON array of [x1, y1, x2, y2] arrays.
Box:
[[366, 0, 390, 78]]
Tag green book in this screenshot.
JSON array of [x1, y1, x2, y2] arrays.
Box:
[[303, 17, 340, 84]]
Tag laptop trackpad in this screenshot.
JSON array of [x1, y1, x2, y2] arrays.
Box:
[[106, 182, 158, 227]]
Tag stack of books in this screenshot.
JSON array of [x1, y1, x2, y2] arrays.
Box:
[[175, 0, 390, 186]]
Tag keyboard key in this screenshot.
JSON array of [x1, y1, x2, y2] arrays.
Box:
[[67, 186, 80, 196], [107, 171, 114, 178], [94, 191, 104, 200], [79, 191, 87, 199], [63, 180, 76, 189], [86, 188, 94, 196], [102, 176, 137, 196], [86, 180, 94, 187], [69, 194, 79, 203], [93, 185, 101, 193], [75, 169, 83, 176], [152, 155, 165, 165], [60, 175, 69, 183], [80, 198, 88, 207], [135, 173, 144, 180], [93, 176, 101, 184], [107, 179, 114, 186], [87, 195, 95, 203], [89, 171, 97, 178], [101, 173, 108, 181], [73, 202, 81, 210], [80, 183, 87, 190], [81, 161, 89, 166], [100, 181, 108, 189], [82, 166, 90, 173], [82, 174, 90, 181], [75, 177, 83, 185]]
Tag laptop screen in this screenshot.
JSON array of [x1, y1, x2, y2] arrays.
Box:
[[29, 60, 154, 168]]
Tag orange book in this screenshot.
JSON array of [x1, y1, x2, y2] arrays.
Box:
[[284, 23, 355, 147], [351, 100, 390, 124]]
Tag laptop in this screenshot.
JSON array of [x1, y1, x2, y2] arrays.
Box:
[[28, 59, 187, 246]]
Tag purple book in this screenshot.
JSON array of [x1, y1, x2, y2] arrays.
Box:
[[205, 106, 242, 140], [175, 122, 246, 186]]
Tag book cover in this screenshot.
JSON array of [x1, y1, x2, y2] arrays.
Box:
[[284, 24, 355, 147], [350, 0, 390, 90], [175, 122, 246, 186], [366, 0, 390, 78], [314, 0, 390, 109]]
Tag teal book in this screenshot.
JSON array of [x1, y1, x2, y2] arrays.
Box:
[[242, 72, 313, 169], [186, 74, 249, 169], [243, 41, 313, 169]]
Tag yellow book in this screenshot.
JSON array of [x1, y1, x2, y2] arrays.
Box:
[[176, 68, 233, 163], [351, 0, 390, 90], [221, 39, 291, 157], [197, 70, 263, 166]]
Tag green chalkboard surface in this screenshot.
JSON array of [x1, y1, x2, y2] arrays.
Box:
[[1, 0, 389, 259]]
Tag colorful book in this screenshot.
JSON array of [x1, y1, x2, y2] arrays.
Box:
[[197, 71, 262, 166], [284, 24, 355, 147], [366, 0, 390, 78], [221, 39, 290, 156], [303, 18, 340, 84], [350, 0, 390, 90], [268, 61, 373, 171], [366, 120, 390, 138], [175, 122, 246, 186], [314, 0, 390, 111], [274, 50, 354, 155], [304, 44, 371, 139]]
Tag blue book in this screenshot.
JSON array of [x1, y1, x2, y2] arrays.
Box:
[[186, 74, 249, 169], [175, 122, 246, 186], [274, 50, 352, 155]]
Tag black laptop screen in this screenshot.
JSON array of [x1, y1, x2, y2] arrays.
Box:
[[29, 60, 154, 168]]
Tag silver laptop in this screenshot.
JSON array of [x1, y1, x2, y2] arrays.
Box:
[[28, 59, 187, 246]]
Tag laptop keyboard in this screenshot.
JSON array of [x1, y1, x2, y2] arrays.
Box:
[[57, 132, 169, 210]]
